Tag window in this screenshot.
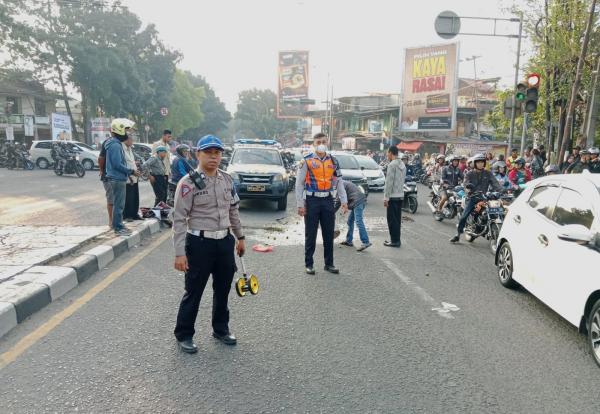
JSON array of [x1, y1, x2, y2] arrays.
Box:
[[334, 154, 360, 169], [34, 99, 46, 116], [75, 142, 94, 151], [231, 149, 282, 166], [551, 188, 595, 229], [34, 141, 53, 149], [527, 185, 561, 219]]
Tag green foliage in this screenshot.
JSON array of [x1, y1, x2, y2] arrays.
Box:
[[234, 89, 296, 139], [158, 70, 204, 137]]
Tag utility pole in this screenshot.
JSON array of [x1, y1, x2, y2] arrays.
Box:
[[585, 55, 600, 148], [464, 55, 481, 137], [520, 111, 528, 155]]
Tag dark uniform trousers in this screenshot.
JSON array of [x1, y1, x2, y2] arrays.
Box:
[[174, 233, 236, 341], [386, 198, 403, 244], [304, 195, 335, 267], [151, 175, 168, 206]]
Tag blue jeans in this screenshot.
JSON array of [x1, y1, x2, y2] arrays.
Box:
[[346, 202, 369, 245], [110, 179, 127, 230]]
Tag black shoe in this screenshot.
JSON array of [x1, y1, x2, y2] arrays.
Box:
[[213, 331, 237, 345], [340, 241, 354, 247], [324, 265, 339, 274], [450, 235, 460, 243], [383, 241, 401, 248], [306, 267, 316, 275], [177, 339, 198, 354]]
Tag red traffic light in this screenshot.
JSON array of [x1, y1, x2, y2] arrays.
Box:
[[527, 73, 541, 88]]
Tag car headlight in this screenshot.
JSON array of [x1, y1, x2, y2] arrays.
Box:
[[230, 172, 240, 182], [272, 173, 284, 182]]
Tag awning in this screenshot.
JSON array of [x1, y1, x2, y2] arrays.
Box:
[[397, 141, 423, 152]]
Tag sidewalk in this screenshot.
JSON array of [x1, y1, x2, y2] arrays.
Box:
[[0, 220, 162, 339]]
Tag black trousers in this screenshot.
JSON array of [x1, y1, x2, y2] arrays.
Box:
[[304, 196, 335, 267], [151, 175, 168, 206], [386, 198, 403, 244], [124, 182, 139, 219], [174, 233, 237, 341]]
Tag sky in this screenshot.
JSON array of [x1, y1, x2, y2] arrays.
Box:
[[122, 0, 528, 113]]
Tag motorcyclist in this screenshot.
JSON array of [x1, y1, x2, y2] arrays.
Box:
[[450, 153, 502, 243], [435, 154, 463, 217], [588, 147, 600, 173], [508, 158, 531, 189], [544, 164, 560, 176], [431, 154, 446, 183], [492, 160, 512, 190], [569, 149, 590, 173], [52, 141, 71, 170], [400, 153, 414, 177]]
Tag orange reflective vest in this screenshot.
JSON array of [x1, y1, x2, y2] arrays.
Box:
[[304, 154, 336, 192]]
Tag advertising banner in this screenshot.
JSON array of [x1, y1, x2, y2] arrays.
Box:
[[24, 115, 34, 137], [277, 50, 309, 118], [51, 113, 72, 141], [400, 43, 458, 132], [91, 117, 112, 146]]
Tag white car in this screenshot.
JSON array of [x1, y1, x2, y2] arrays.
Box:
[[355, 155, 385, 191], [30, 140, 100, 170], [495, 171, 600, 366]]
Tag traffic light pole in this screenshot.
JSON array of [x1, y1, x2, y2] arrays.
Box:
[[520, 111, 528, 156], [508, 14, 523, 152]]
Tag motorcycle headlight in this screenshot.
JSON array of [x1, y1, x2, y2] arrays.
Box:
[[488, 200, 502, 208]]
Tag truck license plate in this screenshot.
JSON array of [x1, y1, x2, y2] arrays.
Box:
[[247, 184, 265, 192]]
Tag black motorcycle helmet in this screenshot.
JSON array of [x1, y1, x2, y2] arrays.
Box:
[[176, 144, 190, 157]]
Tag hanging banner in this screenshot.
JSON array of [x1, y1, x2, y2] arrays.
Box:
[[277, 50, 309, 119], [24, 115, 35, 137], [5, 126, 14, 141], [51, 113, 72, 141], [400, 43, 459, 131], [91, 117, 112, 146]]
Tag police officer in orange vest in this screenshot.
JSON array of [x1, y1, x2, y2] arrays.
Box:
[[295, 133, 348, 275]]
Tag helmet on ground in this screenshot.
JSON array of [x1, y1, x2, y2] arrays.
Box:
[[471, 153, 486, 163], [588, 147, 600, 155], [176, 144, 190, 157], [492, 161, 506, 173], [514, 157, 526, 166], [111, 118, 135, 136], [544, 164, 560, 174]]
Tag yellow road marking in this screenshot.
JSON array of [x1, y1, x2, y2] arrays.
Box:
[[0, 231, 171, 370]]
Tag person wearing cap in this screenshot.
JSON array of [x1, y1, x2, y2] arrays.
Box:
[[168, 144, 193, 205], [295, 132, 348, 275], [104, 118, 140, 236], [152, 129, 172, 184], [142, 146, 169, 206], [570, 149, 591, 174], [588, 147, 600, 173], [172, 134, 245, 354]]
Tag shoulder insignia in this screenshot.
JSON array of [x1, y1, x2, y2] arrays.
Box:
[[181, 184, 193, 198]]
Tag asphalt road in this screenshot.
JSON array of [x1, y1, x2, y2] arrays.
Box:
[[1, 171, 600, 413]]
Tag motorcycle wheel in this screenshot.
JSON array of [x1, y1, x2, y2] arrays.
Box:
[[54, 165, 63, 176], [25, 160, 34, 170], [464, 216, 477, 242], [408, 196, 418, 214], [489, 222, 500, 255], [75, 163, 85, 178]]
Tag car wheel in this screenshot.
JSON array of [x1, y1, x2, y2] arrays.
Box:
[[277, 195, 287, 211], [36, 157, 49, 169], [588, 299, 600, 367], [82, 159, 94, 170], [497, 242, 518, 289]]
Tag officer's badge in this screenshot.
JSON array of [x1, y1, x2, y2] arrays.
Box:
[[181, 184, 192, 198]]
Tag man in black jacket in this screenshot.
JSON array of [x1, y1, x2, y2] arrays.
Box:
[[436, 154, 463, 217], [450, 153, 502, 243]]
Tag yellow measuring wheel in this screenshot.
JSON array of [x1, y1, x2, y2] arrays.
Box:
[[235, 257, 260, 297]]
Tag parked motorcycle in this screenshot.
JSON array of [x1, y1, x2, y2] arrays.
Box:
[[54, 151, 85, 178], [402, 175, 418, 214], [463, 191, 512, 254]]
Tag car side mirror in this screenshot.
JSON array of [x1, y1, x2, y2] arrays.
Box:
[[360, 166, 365, 170], [557, 224, 594, 244]]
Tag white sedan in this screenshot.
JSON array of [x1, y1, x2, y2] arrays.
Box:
[[495, 171, 600, 367]]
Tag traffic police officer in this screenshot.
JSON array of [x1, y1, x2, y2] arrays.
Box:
[[172, 135, 245, 353], [295, 133, 348, 275]]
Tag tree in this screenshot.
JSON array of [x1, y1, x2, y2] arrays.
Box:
[[158, 70, 204, 137], [181, 72, 231, 139], [234, 89, 296, 139]]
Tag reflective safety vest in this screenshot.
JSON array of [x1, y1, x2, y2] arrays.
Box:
[[304, 154, 336, 192]]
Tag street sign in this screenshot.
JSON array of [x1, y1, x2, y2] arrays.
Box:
[[435, 11, 461, 39], [144, 124, 150, 132], [160, 107, 168, 117]]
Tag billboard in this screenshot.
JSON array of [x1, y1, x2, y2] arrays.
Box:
[[51, 113, 72, 141], [400, 43, 459, 132], [277, 50, 309, 118], [91, 117, 112, 146]]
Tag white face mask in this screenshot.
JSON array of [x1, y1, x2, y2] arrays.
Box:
[[316, 144, 328, 153]]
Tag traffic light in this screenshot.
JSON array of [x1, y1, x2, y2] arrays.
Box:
[[516, 82, 527, 102], [524, 73, 541, 113]]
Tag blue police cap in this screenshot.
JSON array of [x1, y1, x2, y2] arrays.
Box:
[[197, 135, 224, 151]]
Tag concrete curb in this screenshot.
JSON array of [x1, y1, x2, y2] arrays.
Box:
[[0, 219, 162, 340]]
